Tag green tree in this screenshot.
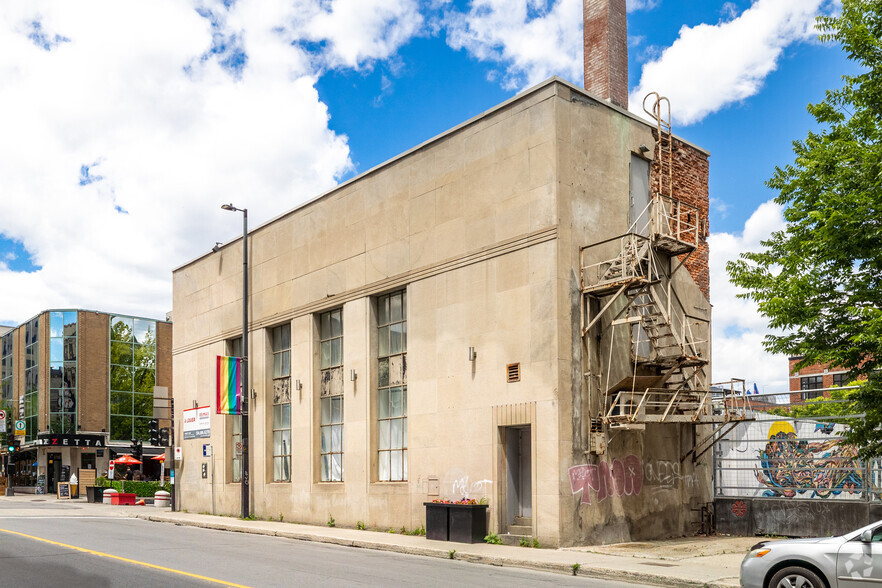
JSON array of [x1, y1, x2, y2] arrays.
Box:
[[727, 0, 882, 457]]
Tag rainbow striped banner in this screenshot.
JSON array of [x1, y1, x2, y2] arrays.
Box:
[[216, 355, 243, 415]]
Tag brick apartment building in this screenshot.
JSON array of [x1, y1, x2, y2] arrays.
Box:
[[1, 309, 171, 494], [788, 356, 853, 404]]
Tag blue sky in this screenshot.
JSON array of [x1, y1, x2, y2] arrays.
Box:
[[0, 0, 853, 391]]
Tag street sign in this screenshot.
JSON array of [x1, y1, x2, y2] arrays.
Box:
[[14, 420, 26, 436], [174, 446, 182, 461], [0, 409, 6, 432], [235, 441, 243, 456]]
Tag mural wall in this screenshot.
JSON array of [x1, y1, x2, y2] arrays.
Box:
[[716, 415, 866, 500]]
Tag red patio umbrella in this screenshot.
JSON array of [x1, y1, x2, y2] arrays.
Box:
[[113, 454, 142, 465], [151, 454, 165, 462]]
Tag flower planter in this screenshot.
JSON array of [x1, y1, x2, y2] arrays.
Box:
[[424, 503, 489, 544]]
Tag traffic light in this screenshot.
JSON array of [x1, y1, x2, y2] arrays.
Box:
[[148, 419, 159, 445], [130, 438, 143, 461], [158, 427, 170, 447], [7, 441, 19, 462]]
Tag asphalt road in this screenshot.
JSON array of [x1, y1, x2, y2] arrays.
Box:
[[0, 501, 652, 587]]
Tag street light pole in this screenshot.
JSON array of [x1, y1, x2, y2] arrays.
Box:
[[222, 203, 249, 519]]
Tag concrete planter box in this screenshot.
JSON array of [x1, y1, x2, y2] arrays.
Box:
[[86, 486, 106, 503], [424, 503, 489, 543]]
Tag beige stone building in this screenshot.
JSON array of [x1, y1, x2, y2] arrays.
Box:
[[171, 2, 751, 546]]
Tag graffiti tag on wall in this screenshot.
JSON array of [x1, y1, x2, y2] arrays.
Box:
[[568, 455, 643, 505], [755, 421, 863, 498]]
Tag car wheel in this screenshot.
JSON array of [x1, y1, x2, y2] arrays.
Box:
[[768, 566, 826, 588]]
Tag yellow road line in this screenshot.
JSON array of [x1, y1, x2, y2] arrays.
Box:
[[0, 526, 252, 588]]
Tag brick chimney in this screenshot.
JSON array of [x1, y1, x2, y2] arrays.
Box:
[[583, 0, 628, 109]]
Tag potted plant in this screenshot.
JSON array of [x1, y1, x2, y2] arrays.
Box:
[[424, 498, 489, 543]]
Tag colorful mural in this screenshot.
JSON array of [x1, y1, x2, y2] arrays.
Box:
[[754, 421, 863, 498], [717, 416, 867, 500]]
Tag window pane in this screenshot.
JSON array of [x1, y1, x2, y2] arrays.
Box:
[[331, 453, 343, 481], [280, 350, 290, 377], [63, 364, 76, 389], [60, 389, 76, 412], [273, 353, 282, 379], [331, 396, 342, 423], [64, 337, 76, 361], [281, 429, 290, 455], [390, 323, 402, 355], [111, 365, 133, 391], [379, 451, 390, 481], [50, 312, 64, 337], [133, 343, 156, 368], [111, 391, 132, 415], [391, 450, 402, 481], [401, 321, 407, 353], [331, 338, 341, 366], [391, 293, 402, 322], [402, 450, 407, 480], [232, 415, 242, 435], [274, 431, 284, 454], [321, 426, 331, 453], [134, 369, 155, 393], [321, 312, 330, 338], [378, 388, 390, 419], [134, 393, 153, 417], [331, 424, 342, 453], [379, 297, 389, 326], [63, 311, 77, 336], [281, 403, 290, 428], [50, 338, 63, 362], [330, 310, 342, 337], [111, 316, 134, 342], [402, 417, 407, 446], [378, 326, 389, 357], [321, 397, 331, 425], [133, 319, 154, 344], [273, 405, 283, 430], [233, 459, 241, 483], [321, 455, 330, 481], [379, 420, 390, 450], [321, 341, 331, 369], [273, 457, 283, 481], [50, 363, 63, 388], [391, 418, 402, 449], [378, 358, 389, 387], [402, 387, 407, 416], [110, 415, 132, 442], [111, 342, 133, 366], [390, 387, 402, 418], [133, 417, 150, 440]]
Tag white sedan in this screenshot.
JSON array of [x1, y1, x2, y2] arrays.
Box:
[[741, 521, 882, 588]]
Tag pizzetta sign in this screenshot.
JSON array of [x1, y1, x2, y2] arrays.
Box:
[[35, 434, 106, 447]]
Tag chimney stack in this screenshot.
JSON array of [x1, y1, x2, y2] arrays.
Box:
[[583, 0, 628, 109]]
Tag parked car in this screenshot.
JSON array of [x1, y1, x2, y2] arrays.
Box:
[[741, 520, 882, 588]]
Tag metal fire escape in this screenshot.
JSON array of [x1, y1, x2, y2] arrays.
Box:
[[580, 93, 752, 427]]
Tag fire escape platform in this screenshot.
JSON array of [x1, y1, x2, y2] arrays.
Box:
[[651, 234, 696, 257], [581, 276, 650, 297]]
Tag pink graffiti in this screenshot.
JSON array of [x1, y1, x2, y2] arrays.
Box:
[[568, 455, 644, 504]]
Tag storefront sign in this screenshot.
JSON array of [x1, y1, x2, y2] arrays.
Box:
[[182, 406, 210, 439], [34, 434, 106, 447]]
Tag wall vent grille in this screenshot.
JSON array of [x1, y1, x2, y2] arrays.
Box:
[[506, 363, 520, 383]]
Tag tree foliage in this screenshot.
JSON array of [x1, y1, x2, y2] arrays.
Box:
[[727, 0, 882, 456]]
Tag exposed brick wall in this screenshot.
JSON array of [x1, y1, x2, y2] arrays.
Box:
[[583, 0, 628, 109], [650, 135, 710, 300], [79, 311, 110, 433]]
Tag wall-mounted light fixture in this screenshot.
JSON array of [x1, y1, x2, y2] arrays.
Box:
[[193, 400, 199, 408], [468, 347, 477, 362], [639, 144, 650, 153], [211, 242, 222, 253], [350, 369, 357, 382], [295, 379, 302, 391]]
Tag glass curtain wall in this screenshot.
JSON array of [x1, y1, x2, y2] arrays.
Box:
[[49, 311, 78, 434], [23, 318, 39, 442], [109, 316, 156, 442]]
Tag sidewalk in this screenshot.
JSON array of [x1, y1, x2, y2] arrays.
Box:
[[1, 495, 749, 587]]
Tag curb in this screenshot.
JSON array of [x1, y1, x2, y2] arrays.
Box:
[[134, 513, 740, 587]]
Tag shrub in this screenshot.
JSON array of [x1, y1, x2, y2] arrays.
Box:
[[484, 533, 502, 545]]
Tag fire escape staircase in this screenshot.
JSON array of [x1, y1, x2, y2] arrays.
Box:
[[580, 196, 751, 426]]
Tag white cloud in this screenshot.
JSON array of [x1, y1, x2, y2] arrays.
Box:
[[444, 0, 582, 90], [628, 0, 661, 12], [629, 0, 836, 125], [709, 200, 788, 392], [0, 0, 420, 324]]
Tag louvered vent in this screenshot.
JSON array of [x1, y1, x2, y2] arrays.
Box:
[[506, 363, 521, 383]]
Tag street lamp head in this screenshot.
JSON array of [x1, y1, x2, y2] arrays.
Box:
[[221, 203, 236, 211]]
